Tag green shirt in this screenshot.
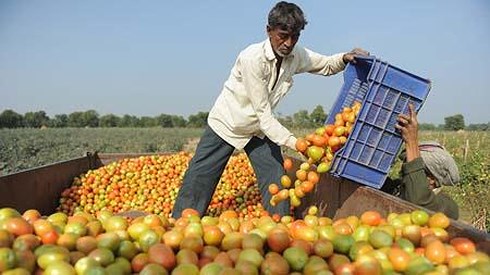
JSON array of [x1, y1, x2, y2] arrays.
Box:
[[382, 157, 459, 220]]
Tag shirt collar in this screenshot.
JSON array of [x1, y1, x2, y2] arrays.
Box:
[[264, 39, 276, 61], [264, 39, 295, 61]]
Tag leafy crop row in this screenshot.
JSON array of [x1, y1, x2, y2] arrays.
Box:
[[0, 127, 203, 175]]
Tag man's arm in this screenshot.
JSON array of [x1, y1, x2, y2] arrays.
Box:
[[397, 104, 434, 204], [396, 104, 459, 219], [396, 104, 420, 162], [295, 47, 370, 75], [296, 48, 346, 75]]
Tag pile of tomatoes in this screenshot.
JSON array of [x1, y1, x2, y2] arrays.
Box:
[[58, 153, 265, 219], [268, 101, 362, 208], [0, 206, 488, 274]]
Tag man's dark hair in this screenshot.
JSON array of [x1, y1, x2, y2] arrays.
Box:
[[268, 1, 307, 33]]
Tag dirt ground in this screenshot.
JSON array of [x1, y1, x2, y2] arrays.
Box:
[[182, 137, 200, 152]]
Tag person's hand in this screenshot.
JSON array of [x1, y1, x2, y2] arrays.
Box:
[[396, 104, 420, 161], [343, 48, 370, 64]]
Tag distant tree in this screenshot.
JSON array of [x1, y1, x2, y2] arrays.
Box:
[[419, 123, 437, 131], [293, 110, 311, 128], [466, 123, 489, 131], [140, 116, 158, 127], [99, 114, 120, 127], [444, 114, 465, 131], [67, 112, 85, 127], [187, 112, 208, 128], [171, 115, 187, 127], [0, 109, 24, 128], [23, 111, 49, 128], [81, 110, 99, 127], [119, 114, 139, 127], [309, 105, 326, 126], [157, 114, 173, 127], [49, 114, 68, 128]]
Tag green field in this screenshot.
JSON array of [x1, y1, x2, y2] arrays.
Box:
[[0, 128, 488, 231], [0, 127, 204, 175]]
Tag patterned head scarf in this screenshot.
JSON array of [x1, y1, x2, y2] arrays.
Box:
[[419, 141, 460, 187]]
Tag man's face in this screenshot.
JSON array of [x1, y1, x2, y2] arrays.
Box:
[[267, 26, 300, 58]]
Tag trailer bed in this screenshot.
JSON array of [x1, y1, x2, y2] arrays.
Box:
[[1, 152, 488, 253]]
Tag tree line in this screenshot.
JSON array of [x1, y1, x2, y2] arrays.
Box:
[[0, 107, 488, 131]]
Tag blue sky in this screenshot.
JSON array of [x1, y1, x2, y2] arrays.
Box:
[[1, 0, 489, 124]]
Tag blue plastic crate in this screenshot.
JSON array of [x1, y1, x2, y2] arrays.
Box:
[[325, 56, 431, 189]]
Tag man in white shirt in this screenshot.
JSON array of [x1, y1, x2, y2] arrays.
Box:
[[172, 1, 369, 218]]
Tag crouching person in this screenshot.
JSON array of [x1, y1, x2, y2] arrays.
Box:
[[382, 104, 460, 220]]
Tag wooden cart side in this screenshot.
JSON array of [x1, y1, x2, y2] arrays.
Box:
[[0, 153, 100, 215]]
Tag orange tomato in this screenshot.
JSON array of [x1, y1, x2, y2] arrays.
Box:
[[295, 138, 309, 153], [307, 171, 320, 184], [333, 126, 346, 137], [283, 158, 293, 171], [328, 136, 341, 147], [40, 230, 59, 244], [290, 220, 307, 239], [305, 133, 315, 141], [182, 208, 200, 219], [428, 212, 450, 229], [3, 217, 34, 236], [219, 210, 238, 223], [268, 183, 279, 195], [311, 134, 327, 147], [345, 112, 356, 124], [22, 209, 41, 224], [450, 237, 476, 255], [33, 219, 54, 237], [334, 119, 345, 127], [444, 243, 460, 262], [334, 262, 355, 275], [294, 186, 305, 198], [325, 124, 335, 136], [388, 247, 411, 272], [334, 113, 343, 121], [425, 239, 446, 265], [295, 169, 307, 181], [276, 189, 289, 201], [203, 225, 224, 247], [360, 210, 382, 226], [131, 253, 150, 273], [420, 234, 439, 249], [333, 221, 353, 235], [300, 181, 315, 194]]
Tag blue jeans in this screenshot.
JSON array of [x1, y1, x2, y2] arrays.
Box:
[[172, 125, 290, 218]]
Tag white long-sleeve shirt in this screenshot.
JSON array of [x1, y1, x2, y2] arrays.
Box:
[[208, 38, 346, 150]]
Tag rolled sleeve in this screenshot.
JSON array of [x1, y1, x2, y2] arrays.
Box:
[[296, 48, 347, 75]]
